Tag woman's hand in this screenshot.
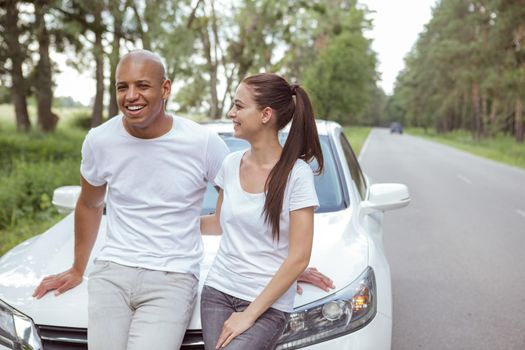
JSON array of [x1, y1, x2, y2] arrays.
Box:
[[215, 311, 256, 349], [296, 267, 335, 294]]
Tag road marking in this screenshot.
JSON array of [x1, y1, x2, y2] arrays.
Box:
[[457, 174, 472, 184], [358, 133, 371, 162], [515, 209, 525, 219]]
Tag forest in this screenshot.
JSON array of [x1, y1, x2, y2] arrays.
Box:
[[388, 0, 525, 143], [0, 0, 380, 131]]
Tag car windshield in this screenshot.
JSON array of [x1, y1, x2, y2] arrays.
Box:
[[201, 133, 345, 214]]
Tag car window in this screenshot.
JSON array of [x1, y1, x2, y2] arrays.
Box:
[[339, 133, 367, 200], [201, 134, 345, 214]]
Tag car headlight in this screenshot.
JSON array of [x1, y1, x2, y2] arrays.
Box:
[[276, 267, 376, 350], [0, 299, 42, 350]]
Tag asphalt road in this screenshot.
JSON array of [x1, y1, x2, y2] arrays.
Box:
[[359, 128, 525, 350]]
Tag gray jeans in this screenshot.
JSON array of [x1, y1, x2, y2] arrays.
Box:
[[200, 285, 288, 350], [88, 260, 198, 350]]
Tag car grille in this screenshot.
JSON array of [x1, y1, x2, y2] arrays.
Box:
[[37, 325, 204, 350]]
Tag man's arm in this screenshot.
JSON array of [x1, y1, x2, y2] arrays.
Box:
[[33, 176, 106, 299], [200, 189, 223, 235]]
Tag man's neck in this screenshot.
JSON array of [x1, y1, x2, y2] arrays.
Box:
[[123, 113, 173, 139]]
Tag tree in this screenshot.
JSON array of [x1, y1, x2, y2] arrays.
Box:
[[0, 0, 31, 132], [303, 5, 377, 124], [33, 0, 59, 131], [107, 0, 128, 118], [390, 0, 525, 143]]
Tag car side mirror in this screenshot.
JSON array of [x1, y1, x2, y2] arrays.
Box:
[[52, 186, 81, 214], [360, 183, 410, 215]]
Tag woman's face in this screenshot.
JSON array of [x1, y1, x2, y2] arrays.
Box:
[[227, 83, 264, 140]]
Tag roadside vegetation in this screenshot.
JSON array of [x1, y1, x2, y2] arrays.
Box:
[[407, 128, 525, 170], [386, 1, 525, 145], [0, 107, 85, 255], [344, 126, 371, 157]]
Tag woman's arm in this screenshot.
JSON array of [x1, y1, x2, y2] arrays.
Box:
[[200, 189, 224, 235], [215, 206, 314, 348]]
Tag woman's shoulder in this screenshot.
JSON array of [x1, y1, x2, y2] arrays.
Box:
[[222, 149, 245, 166], [291, 158, 314, 175]]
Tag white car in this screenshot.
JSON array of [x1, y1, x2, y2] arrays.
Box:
[[0, 120, 410, 350]]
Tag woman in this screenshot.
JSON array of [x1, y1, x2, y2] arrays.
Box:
[[200, 73, 324, 350]]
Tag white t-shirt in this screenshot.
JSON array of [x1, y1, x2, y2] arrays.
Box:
[[205, 150, 319, 312], [80, 115, 229, 276]]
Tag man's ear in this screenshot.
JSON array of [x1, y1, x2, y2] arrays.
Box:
[[162, 79, 171, 100], [261, 107, 273, 124]]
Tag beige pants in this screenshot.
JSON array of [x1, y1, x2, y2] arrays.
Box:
[[87, 260, 198, 350]]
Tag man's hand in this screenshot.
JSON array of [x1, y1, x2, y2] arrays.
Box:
[[297, 267, 335, 295], [215, 311, 255, 349], [32, 267, 84, 299]]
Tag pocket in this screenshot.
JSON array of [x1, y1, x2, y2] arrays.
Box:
[[164, 271, 198, 286], [163, 271, 199, 302], [200, 285, 224, 305], [260, 309, 288, 350], [89, 260, 111, 277], [274, 310, 288, 329]]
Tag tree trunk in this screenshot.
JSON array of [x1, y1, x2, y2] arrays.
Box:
[[489, 99, 498, 138], [210, 1, 221, 119], [516, 97, 524, 143], [34, 2, 58, 132], [200, 9, 219, 119], [481, 93, 488, 137], [461, 90, 469, 130], [471, 82, 482, 140], [131, 0, 151, 50], [108, 1, 124, 118], [91, 7, 104, 127], [3, 1, 31, 132]]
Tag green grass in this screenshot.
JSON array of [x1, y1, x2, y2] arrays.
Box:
[[344, 126, 372, 156], [407, 128, 525, 170]]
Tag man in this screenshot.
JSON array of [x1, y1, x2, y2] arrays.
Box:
[[33, 50, 230, 349]]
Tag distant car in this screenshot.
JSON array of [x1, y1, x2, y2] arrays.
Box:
[[390, 122, 403, 134], [0, 120, 410, 350]]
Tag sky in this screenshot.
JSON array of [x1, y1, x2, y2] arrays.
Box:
[[359, 0, 438, 95], [54, 0, 438, 105]]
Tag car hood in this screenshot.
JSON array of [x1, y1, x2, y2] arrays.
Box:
[[0, 208, 368, 329]]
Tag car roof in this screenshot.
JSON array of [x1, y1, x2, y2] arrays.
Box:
[[202, 119, 340, 136]]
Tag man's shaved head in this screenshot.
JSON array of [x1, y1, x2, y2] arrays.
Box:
[[117, 49, 167, 82], [115, 49, 172, 138]]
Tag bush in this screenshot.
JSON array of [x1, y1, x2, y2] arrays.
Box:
[[0, 158, 80, 229], [0, 129, 84, 175], [68, 111, 93, 130], [0, 129, 84, 230]]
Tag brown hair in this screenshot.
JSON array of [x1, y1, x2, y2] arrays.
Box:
[[242, 73, 324, 239]]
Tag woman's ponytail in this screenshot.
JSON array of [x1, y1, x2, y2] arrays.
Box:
[[243, 73, 323, 240]]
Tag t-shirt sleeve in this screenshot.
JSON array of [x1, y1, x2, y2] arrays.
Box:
[[214, 157, 226, 189], [289, 161, 319, 212], [80, 133, 106, 186], [206, 130, 229, 186]]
